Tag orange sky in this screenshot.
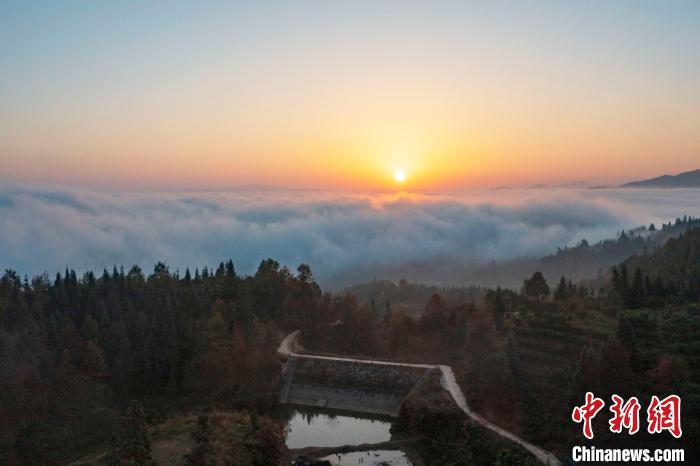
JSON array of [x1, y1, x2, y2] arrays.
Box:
[[1, 2, 699, 191]]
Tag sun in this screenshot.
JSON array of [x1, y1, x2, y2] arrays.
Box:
[[394, 170, 407, 183]]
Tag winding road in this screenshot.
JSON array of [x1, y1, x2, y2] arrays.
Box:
[[278, 330, 561, 466]]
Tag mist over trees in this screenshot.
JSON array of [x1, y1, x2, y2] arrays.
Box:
[[3, 186, 700, 290], [355, 216, 700, 289]]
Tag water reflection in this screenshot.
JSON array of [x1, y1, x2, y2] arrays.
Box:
[[284, 409, 392, 449], [320, 450, 412, 466]]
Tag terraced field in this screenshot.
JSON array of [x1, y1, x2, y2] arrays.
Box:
[[507, 308, 616, 449]]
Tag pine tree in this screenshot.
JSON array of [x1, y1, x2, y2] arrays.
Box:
[[611, 266, 621, 294], [383, 300, 393, 327], [106, 433, 121, 466], [523, 271, 550, 299], [492, 287, 506, 315], [82, 340, 105, 374], [119, 401, 153, 466], [184, 414, 214, 466], [554, 277, 568, 300], [630, 267, 645, 308], [225, 259, 236, 277], [620, 265, 629, 296], [81, 314, 100, 341]]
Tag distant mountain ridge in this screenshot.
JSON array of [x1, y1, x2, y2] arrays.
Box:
[[621, 168, 700, 188]]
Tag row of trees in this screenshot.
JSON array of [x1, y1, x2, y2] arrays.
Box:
[[610, 265, 670, 308], [522, 271, 591, 300]]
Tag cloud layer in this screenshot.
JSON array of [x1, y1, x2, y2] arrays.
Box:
[[1, 186, 699, 288]]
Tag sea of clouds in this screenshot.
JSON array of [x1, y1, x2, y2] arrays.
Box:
[[1, 185, 699, 288]]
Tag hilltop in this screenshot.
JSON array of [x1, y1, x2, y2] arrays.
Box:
[[621, 168, 700, 188]]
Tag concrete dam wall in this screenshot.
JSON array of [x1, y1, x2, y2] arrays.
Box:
[[278, 331, 562, 465], [279, 356, 432, 417]]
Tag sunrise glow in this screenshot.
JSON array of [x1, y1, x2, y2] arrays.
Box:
[[1, 3, 699, 191]]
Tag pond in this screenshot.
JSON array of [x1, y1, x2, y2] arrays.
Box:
[[284, 408, 393, 449], [319, 450, 412, 465]]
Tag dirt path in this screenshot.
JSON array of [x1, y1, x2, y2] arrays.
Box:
[[278, 330, 561, 466]]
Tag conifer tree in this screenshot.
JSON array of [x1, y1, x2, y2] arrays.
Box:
[[184, 414, 214, 466], [118, 401, 154, 466], [383, 300, 393, 327], [523, 271, 550, 299], [554, 277, 568, 300]]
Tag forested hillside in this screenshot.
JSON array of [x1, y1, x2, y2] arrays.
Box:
[[0, 259, 321, 464], [395, 216, 700, 289], [305, 233, 700, 461], [621, 227, 700, 301]]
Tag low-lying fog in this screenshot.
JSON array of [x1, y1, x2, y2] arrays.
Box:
[[2, 185, 699, 288]]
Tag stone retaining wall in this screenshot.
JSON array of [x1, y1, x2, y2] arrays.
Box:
[[280, 356, 431, 417]]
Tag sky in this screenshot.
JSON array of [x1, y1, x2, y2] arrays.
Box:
[[1, 1, 699, 191]]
